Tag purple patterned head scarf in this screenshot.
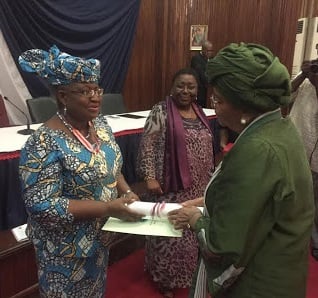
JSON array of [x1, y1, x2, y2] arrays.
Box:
[[18, 45, 100, 85]]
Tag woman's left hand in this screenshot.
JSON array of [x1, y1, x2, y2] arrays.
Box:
[[181, 197, 204, 207], [168, 206, 202, 230]]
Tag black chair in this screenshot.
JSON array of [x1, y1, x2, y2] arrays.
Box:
[[101, 93, 126, 115], [26, 96, 57, 123]]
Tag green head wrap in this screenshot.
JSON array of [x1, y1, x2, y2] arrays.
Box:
[[206, 42, 291, 112]]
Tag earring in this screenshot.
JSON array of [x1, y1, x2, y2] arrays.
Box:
[[63, 106, 67, 116], [240, 118, 247, 125]]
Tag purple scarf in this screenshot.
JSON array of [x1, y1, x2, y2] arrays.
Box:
[[164, 96, 212, 193]]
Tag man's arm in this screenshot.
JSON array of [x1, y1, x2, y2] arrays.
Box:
[[291, 72, 307, 92], [191, 55, 208, 85], [292, 60, 312, 91]]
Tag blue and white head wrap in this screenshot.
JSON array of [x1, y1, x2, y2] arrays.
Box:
[[18, 45, 100, 85]]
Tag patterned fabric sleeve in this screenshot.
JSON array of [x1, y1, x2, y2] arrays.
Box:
[[137, 102, 166, 181], [19, 132, 74, 229]]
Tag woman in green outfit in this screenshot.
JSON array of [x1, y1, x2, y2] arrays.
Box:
[[169, 42, 314, 298]]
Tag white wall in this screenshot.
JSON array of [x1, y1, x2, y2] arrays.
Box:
[[0, 30, 31, 125]]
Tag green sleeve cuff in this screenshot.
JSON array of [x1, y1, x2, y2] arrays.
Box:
[[193, 215, 209, 232]]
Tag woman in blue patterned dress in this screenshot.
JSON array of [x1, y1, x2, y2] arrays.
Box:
[[18, 45, 144, 297]]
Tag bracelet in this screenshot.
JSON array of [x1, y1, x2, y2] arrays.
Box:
[[122, 189, 132, 198]]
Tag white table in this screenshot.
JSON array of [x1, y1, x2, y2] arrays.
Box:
[[0, 109, 215, 153]]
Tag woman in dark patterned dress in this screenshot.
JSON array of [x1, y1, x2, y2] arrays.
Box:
[[137, 68, 215, 297]]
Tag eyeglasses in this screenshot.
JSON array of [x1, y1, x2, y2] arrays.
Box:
[[70, 88, 104, 97]]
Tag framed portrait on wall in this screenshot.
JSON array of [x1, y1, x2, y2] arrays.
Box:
[[190, 25, 208, 50]]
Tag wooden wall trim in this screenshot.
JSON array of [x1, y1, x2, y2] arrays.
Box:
[[123, 0, 310, 112]]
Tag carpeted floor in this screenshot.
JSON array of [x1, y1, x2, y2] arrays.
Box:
[[307, 251, 318, 298], [106, 249, 318, 298]]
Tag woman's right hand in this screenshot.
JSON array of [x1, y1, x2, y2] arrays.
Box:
[[146, 178, 163, 194], [107, 197, 145, 222]]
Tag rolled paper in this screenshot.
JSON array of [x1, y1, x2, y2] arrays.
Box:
[[128, 201, 182, 218]]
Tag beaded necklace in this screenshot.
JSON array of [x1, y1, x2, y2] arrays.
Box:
[[56, 112, 100, 153]]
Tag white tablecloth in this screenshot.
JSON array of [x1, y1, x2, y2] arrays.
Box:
[[0, 109, 215, 153]]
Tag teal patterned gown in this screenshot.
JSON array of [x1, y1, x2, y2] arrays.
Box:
[[19, 115, 122, 297]]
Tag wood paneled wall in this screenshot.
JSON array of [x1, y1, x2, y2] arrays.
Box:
[[122, 0, 309, 112]]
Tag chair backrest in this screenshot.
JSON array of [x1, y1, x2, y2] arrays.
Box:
[[101, 93, 126, 115], [26, 96, 57, 123], [0, 95, 10, 127]]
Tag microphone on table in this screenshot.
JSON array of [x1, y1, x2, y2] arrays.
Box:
[[3, 96, 35, 135]]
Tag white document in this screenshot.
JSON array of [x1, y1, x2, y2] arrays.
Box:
[[102, 216, 182, 237], [102, 201, 203, 237], [11, 223, 28, 242]]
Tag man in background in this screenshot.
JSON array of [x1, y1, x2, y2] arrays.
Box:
[[290, 58, 318, 261], [190, 40, 213, 107]]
